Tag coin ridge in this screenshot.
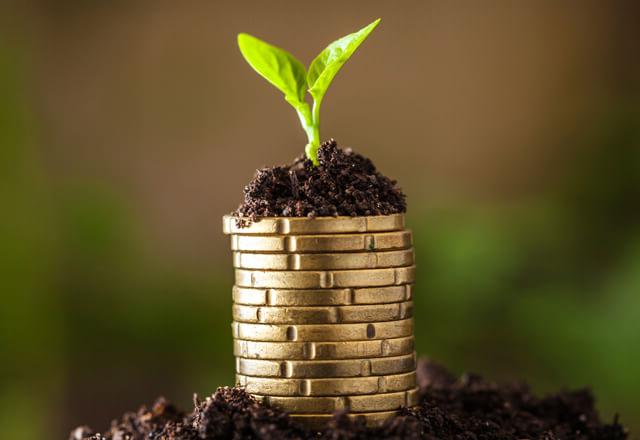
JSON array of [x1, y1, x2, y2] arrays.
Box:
[[231, 318, 414, 342], [232, 249, 414, 271], [232, 285, 413, 306], [230, 230, 412, 253], [236, 371, 416, 396], [223, 214, 405, 235], [253, 388, 419, 413], [235, 265, 416, 289], [233, 336, 415, 360], [235, 353, 416, 378], [232, 301, 414, 324]]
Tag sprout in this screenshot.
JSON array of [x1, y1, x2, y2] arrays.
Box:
[[237, 19, 381, 165]]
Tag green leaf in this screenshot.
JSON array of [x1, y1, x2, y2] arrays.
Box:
[[237, 21, 382, 166], [307, 19, 381, 103], [237, 33, 307, 106]]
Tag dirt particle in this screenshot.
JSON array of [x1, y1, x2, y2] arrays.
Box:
[[233, 140, 407, 225], [71, 359, 628, 439]]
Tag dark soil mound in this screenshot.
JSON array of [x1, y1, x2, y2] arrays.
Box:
[[70, 359, 628, 440], [233, 140, 406, 224]]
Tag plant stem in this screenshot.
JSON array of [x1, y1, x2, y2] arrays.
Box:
[[295, 101, 319, 165], [293, 98, 322, 166], [304, 97, 322, 165], [295, 104, 313, 149]]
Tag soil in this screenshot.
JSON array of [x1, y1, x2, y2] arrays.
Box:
[[233, 140, 406, 225], [70, 359, 627, 440]]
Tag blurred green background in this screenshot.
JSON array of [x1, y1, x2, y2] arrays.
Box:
[[1, 1, 639, 438]]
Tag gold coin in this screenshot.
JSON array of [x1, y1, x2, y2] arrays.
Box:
[[223, 214, 405, 235], [232, 301, 413, 324], [233, 336, 415, 360], [232, 249, 414, 271], [236, 371, 416, 396], [235, 266, 416, 289], [231, 318, 413, 342], [289, 411, 399, 429], [230, 230, 413, 253], [254, 388, 419, 413], [236, 353, 416, 378], [232, 285, 413, 307]]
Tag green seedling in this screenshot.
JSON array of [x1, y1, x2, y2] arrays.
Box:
[[238, 19, 381, 165]]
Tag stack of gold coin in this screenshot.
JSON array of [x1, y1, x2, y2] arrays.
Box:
[[223, 214, 417, 429]]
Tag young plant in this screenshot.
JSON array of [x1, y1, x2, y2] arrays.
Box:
[[237, 19, 381, 165]]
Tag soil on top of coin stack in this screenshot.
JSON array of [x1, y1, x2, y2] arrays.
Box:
[[70, 359, 628, 440], [233, 139, 406, 225]]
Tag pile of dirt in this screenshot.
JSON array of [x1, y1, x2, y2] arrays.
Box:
[[233, 140, 406, 224], [70, 359, 628, 440]]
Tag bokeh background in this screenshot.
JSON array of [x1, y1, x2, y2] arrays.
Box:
[[1, 1, 639, 438]]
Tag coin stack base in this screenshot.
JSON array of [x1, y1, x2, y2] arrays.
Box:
[[224, 214, 417, 428]]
